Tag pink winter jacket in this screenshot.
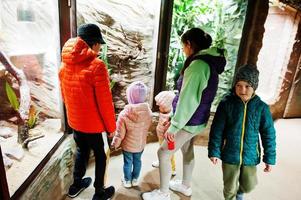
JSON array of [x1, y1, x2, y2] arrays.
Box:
[[112, 103, 152, 153]]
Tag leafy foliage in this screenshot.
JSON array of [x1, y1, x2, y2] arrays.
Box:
[[167, 0, 248, 109], [100, 42, 115, 89], [28, 105, 40, 129], [5, 81, 19, 111], [5, 81, 39, 128]]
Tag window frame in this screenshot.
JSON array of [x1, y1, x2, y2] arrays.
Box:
[[0, 0, 76, 199]]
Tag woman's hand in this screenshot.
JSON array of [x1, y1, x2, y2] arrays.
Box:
[[264, 163, 272, 172], [164, 131, 174, 142], [209, 157, 218, 165]]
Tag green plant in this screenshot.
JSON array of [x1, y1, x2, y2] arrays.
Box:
[[167, 0, 248, 109], [27, 105, 40, 129], [100, 41, 116, 89], [5, 81, 19, 110], [5, 81, 38, 128]]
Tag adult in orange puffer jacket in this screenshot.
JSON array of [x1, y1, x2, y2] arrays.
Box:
[[59, 23, 116, 200]]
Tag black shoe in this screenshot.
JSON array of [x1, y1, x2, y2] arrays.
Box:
[[67, 177, 92, 198], [92, 186, 115, 200]]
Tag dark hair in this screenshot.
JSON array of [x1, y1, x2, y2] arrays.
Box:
[[84, 40, 99, 48], [180, 28, 212, 75]]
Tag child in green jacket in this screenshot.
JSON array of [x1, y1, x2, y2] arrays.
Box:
[[208, 64, 276, 200]]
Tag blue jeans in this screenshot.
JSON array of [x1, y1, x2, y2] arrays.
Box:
[[123, 150, 143, 181]]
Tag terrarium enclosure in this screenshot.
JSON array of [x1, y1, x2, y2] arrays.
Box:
[[77, 0, 161, 112], [0, 0, 63, 196], [0, 0, 162, 197], [76, 0, 249, 112], [167, 0, 248, 109]]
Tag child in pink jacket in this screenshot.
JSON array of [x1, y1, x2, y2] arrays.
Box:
[[111, 81, 152, 188]]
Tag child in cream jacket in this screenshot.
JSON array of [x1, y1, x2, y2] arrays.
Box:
[[112, 81, 152, 188]]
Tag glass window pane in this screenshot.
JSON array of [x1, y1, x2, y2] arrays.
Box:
[[76, 0, 161, 112], [0, 0, 63, 196]]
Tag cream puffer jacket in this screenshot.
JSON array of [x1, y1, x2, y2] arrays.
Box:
[[112, 103, 152, 153], [156, 112, 171, 137]]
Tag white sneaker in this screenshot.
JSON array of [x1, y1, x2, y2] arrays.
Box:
[[132, 179, 139, 187], [152, 160, 159, 168], [142, 189, 170, 200], [169, 179, 192, 196], [122, 179, 132, 188], [171, 170, 176, 176]]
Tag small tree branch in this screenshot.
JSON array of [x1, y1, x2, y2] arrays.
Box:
[[22, 134, 45, 149]]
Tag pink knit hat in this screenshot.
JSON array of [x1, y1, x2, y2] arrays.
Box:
[[126, 81, 148, 104], [155, 91, 175, 112]]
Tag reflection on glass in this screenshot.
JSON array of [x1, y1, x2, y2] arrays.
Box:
[[0, 0, 63, 196], [17, 0, 35, 22]]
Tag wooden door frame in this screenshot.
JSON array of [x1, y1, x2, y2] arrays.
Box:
[[152, 0, 174, 111], [282, 13, 301, 118], [0, 146, 10, 200]]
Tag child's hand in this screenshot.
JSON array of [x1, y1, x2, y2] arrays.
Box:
[[110, 140, 116, 148], [163, 121, 171, 128], [164, 131, 174, 142], [108, 131, 116, 138], [264, 163, 272, 172], [209, 157, 218, 165]]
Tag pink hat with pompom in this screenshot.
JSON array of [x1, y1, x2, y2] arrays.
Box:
[[155, 91, 175, 111]]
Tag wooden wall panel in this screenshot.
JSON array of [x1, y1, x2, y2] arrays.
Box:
[[284, 16, 301, 117], [271, 14, 301, 118], [236, 0, 269, 68]]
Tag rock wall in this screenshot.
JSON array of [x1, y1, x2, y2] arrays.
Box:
[[77, 0, 160, 112]]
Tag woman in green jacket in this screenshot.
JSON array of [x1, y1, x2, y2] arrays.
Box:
[[208, 64, 276, 200], [143, 28, 226, 200]]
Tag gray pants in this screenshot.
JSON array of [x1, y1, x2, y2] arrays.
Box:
[[158, 129, 200, 193]]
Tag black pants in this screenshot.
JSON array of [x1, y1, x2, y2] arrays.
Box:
[[73, 130, 106, 192]]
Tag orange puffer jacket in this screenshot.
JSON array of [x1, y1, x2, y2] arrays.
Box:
[[59, 37, 116, 133]]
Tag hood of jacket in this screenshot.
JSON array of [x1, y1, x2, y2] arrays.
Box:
[[121, 103, 151, 122], [198, 47, 226, 74], [61, 37, 97, 65]]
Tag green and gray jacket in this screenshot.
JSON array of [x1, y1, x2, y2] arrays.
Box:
[[168, 48, 226, 134], [208, 92, 276, 166]]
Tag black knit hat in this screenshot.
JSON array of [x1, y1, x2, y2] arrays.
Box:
[[77, 23, 106, 44], [234, 64, 259, 90]]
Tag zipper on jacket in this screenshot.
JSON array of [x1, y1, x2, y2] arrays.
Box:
[[239, 101, 248, 165], [256, 142, 259, 158], [222, 139, 227, 150]]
